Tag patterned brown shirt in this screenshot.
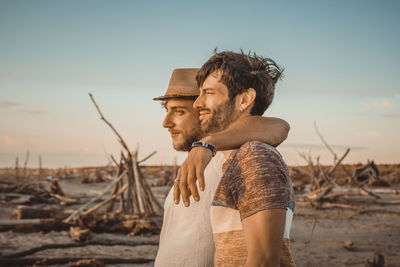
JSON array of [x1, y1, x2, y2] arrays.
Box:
[[210, 141, 295, 266]]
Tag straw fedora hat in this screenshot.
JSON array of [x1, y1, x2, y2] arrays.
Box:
[[153, 68, 200, 101]]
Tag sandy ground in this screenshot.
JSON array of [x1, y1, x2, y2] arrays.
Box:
[[1, 175, 399, 266], [290, 204, 400, 266]]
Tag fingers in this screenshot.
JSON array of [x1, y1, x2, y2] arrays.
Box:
[[173, 167, 182, 204], [173, 179, 180, 204], [175, 162, 190, 206], [187, 167, 200, 202], [196, 167, 205, 192], [179, 176, 190, 207]]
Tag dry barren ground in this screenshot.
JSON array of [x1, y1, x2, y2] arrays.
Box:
[[1, 166, 399, 266]]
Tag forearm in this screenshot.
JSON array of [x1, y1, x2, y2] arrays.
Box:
[[201, 115, 290, 150]]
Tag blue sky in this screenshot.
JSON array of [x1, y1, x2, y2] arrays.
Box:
[[1, 0, 399, 167]]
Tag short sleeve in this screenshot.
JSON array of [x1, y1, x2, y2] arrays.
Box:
[[236, 141, 290, 221]]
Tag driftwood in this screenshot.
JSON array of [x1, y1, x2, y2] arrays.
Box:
[[136, 160, 163, 215], [90, 93, 140, 214], [358, 184, 381, 199], [314, 121, 337, 162], [327, 197, 400, 206], [66, 259, 104, 267], [365, 252, 385, 267], [304, 218, 317, 244], [72, 212, 162, 235], [315, 202, 400, 217], [12, 206, 64, 220], [342, 240, 356, 251], [38, 155, 42, 178], [0, 218, 67, 232], [107, 159, 124, 212], [327, 148, 350, 177], [79, 183, 128, 217], [15, 156, 19, 179], [0, 192, 33, 204], [23, 150, 29, 178], [0, 257, 154, 266], [49, 193, 78, 203], [70, 226, 93, 242], [50, 179, 64, 196], [11, 205, 70, 220], [0, 233, 157, 259], [138, 151, 157, 164], [132, 152, 145, 213], [89, 93, 162, 216], [64, 170, 128, 223]]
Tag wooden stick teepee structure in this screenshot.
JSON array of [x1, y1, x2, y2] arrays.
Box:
[[64, 93, 162, 223]]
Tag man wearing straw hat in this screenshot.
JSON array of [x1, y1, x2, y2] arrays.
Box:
[[153, 68, 289, 266]]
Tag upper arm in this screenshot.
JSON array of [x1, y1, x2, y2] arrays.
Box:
[[236, 142, 290, 220], [249, 116, 290, 146], [236, 142, 291, 265], [242, 209, 286, 266], [201, 116, 290, 151]]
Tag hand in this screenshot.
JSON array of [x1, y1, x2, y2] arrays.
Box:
[[174, 146, 213, 207]]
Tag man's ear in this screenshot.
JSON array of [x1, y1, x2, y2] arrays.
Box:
[[239, 88, 256, 112]]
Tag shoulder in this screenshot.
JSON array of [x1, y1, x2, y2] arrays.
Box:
[[239, 141, 279, 154], [232, 141, 289, 186], [236, 141, 285, 166]]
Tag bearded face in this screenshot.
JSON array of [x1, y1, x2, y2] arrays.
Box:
[[194, 71, 239, 134], [163, 99, 204, 151]]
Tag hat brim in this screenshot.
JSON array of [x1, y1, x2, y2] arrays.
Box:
[[153, 94, 199, 101]]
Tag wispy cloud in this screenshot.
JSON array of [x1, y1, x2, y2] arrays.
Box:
[[0, 100, 46, 115], [363, 131, 381, 138], [1, 135, 19, 145], [18, 109, 47, 115], [364, 98, 399, 110], [281, 143, 366, 150], [380, 113, 400, 118], [0, 101, 21, 109]]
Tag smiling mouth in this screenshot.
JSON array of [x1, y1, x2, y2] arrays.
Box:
[[169, 130, 180, 137], [199, 114, 209, 121], [199, 110, 210, 120]]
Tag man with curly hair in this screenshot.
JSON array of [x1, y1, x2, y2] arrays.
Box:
[[153, 67, 290, 267], [187, 51, 296, 266]]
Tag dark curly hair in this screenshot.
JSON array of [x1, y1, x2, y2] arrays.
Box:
[[196, 50, 283, 115]]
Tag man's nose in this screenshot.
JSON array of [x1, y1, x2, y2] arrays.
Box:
[[162, 113, 174, 128], [193, 94, 204, 109]]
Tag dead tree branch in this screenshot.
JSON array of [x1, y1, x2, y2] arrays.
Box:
[[23, 150, 29, 178], [64, 170, 127, 223], [89, 93, 130, 153], [138, 151, 157, 164], [314, 121, 337, 163]]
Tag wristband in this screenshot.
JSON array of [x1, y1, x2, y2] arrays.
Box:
[[191, 141, 216, 157]]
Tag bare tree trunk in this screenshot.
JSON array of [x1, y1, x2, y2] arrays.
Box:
[[38, 155, 42, 178], [137, 163, 163, 216], [23, 150, 30, 178], [133, 152, 145, 214], [119, 178, 125, 212], [121, 153, 140, 214], [15, 157, 19, 180], [107, 160, 123, 212]]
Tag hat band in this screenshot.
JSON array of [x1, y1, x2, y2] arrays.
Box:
[[165, 91, 199, 97]]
